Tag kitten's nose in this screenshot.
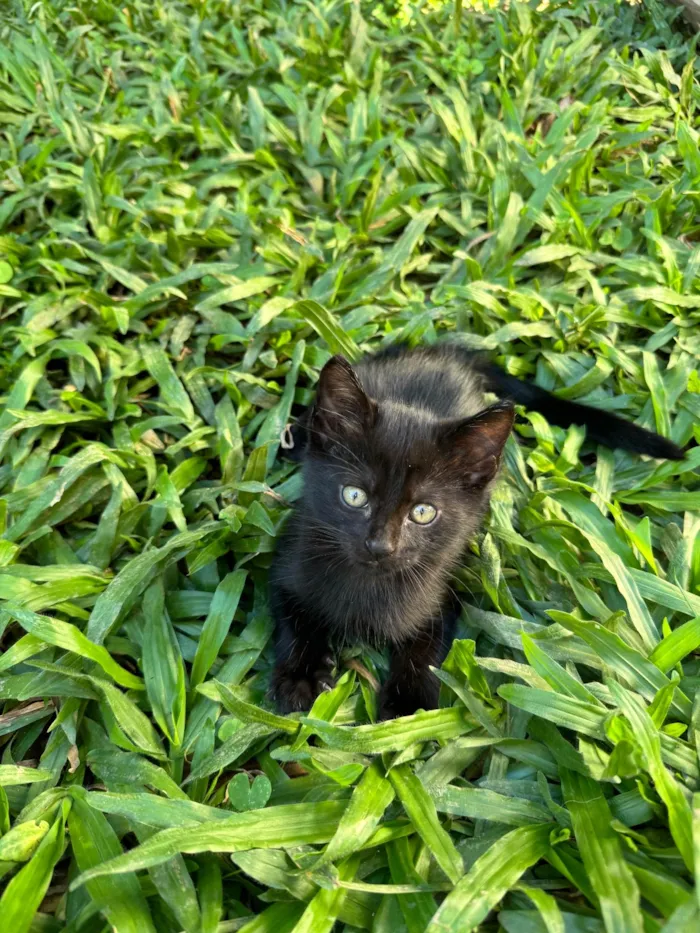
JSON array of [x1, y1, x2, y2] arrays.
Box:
[[365, 537, 395, 559]]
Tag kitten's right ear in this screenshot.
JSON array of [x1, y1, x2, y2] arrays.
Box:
[[311, 355, 376, 447]]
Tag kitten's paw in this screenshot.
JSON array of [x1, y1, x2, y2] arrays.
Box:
[[378, 680, 438, 720], [272, 661, 335, 713]]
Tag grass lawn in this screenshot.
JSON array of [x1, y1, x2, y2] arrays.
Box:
[[1, 0, 700, 930]]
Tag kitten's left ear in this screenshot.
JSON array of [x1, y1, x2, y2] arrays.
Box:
[[440, 402, 514, 487]]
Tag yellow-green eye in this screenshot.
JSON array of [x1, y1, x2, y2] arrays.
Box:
[[341, 485, 368, 508], [410, 503, 437, 525]]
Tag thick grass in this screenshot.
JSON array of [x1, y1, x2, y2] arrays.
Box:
[[0, 0, 699, 930]]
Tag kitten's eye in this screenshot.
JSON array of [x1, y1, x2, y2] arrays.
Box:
[[341, 485, 368, 508], [410, 503, 437, 525]]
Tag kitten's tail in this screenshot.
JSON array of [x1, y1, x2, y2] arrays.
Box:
[[476, 359, 684, 460]]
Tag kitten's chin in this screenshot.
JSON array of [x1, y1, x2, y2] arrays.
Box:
[[355, 555, 417, 575]]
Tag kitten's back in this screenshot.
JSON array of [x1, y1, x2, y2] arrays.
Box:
[[355, 344, 484, 420]]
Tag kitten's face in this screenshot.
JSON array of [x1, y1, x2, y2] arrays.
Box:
[[302, 356, 513, 574]]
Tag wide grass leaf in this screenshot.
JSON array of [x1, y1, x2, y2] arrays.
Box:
[[142, 580, 187, 745], [521, 632, 601, 705], [302, 707, 477, 752], [141, 343, 197, 425], [135, 824, 201, 933], [649, 617, 700, 672], [0, 819, 49, 861], [0, 605, 143, 691], [0, 800, 69, 933], [195, 277, 281, 312], [389, 764, 463, 884], [288, 300, 360, 360], [431, 784, 552, 827], [556, 494, 658, 650], [197, 680, 298, 734], [87, 523, 219, 643], [98, 679, 166, 760], [498, 685, 606, 738], [190, 570, 247, 689], [0, 765, 52, 786], [71, 801, 349, 881], [82, 790, 247, 829], [183, 722, 276, 785], [68, 793, 157, 933], [548, 611, 691, 720], [425, 824, 552, 932], [86, 748, 187, 799], [318, 758, 395, 865], [560, 768, 644, 933], [238, 903, 305, 933], [516, 883, 566, 933], [609, 683, 693, 871]]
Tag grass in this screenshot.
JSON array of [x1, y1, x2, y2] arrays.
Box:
[[0, 0, 699, 929]]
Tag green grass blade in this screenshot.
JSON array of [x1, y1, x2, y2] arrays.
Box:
[[521, 632, 601, 705], [649, 617, 700, 673], [68, 793, 157, 933], [425, 824, 552, 932], [87, 523, 219, 643], [515, 883, 566, 933], [288, 300, 360, 360], [197, 680, 298, 734], [3, 604, 142, 689], [318, 758, 395, 865], [302, 707, 476, 753], [560, 768, 644, 933], [609, 683, 693, 871], [71, 801, 349, 882], [0, 801, 69, 933], [549, 611, 691, 720], [0, 765, 53, 786], [141, 580, 187, 746], [291, 855, 359, 933], [190, 570, 247, 690], [431, 784, 552, 827], [389, 764, 463, 885]]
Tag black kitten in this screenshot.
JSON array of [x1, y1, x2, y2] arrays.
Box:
[[270, 344, 683, 718]]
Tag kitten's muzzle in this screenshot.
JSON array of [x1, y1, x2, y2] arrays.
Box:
[[365, 537, 396, 560]]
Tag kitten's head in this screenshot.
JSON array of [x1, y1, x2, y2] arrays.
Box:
[[301, 355, 513, 574]]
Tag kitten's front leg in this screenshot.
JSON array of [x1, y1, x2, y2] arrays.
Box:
[[271, 588, 335, 713], [379, 596, 460, 719]]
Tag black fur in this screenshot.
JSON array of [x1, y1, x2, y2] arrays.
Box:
[[270, 344, 683, 717]]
